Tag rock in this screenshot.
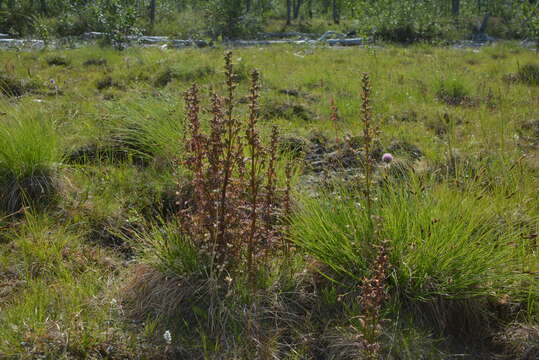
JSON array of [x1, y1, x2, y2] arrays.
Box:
[[193, 40, 209, 48], [0, 39, 45, 49], [258, 32, 316, 40], [82, 32, 104, 40], [318, 31, 345, 41], [135, 35, 169, 44], [169, 39, 209, 48], [170, 40, 192, 48], [472, 33, 496, 43], [327, 38, 364, 46], [386, 140, 423, 160]]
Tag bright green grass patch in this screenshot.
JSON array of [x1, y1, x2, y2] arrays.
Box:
[[0, 43, 536, 358], [0, 216, 141, 358], [0, 109, 63, 213], [290, 175, 536, 304]]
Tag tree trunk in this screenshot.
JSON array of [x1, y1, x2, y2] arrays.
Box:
[[150, 0, 157, 30], [245, 0, 251, 12], [286, 0, 291, 25], [293, 0, 302, 19], [478, 14, 490, 34], [332, 0, 340, 24], [7, 0, 14, 9], [39, 0, 47, 15], [452, 0, 460, 16], [308, 0, 313, 19]]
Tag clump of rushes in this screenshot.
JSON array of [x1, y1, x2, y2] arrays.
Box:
[[0, 115, 62, 213], [179, 52, 289, 284]]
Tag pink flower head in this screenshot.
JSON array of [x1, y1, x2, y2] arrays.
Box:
[[382, 153, 394, 163]]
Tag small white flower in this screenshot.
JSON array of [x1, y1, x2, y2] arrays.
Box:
[[163, 330, 172, 345]]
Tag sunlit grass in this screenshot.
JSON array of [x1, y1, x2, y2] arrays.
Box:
[[0, 43, 537, 358]]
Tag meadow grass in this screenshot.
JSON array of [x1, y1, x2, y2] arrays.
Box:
[[0, 43, 537, 359], [0, 108, 63, 213]]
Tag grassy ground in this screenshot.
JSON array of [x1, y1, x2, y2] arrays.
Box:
[[0, 43, 537, 359]]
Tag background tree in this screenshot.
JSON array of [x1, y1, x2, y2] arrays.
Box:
[[149, 0, 156, 30], [286, 0, 291, 25], [452, 0, 460, 16]]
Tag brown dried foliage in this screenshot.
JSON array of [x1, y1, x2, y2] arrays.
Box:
[[179, 52, 291, 284], [354, 239, 391, 360], [330, 97, 340, 143], [359, 73, 379, 215]]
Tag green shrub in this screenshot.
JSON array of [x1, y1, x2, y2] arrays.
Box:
[[0, 115, 63, 212], [204, 0, 263, 40], [358, 0, 461, 43], [92, 0, 141, 50]]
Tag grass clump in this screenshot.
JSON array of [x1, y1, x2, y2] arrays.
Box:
[[262, 100, 316, 121], [82, 57, 108, 67], [434, 77, 472, 105], [154, 65, 214, 87], [46, 55, 70, 66], [517, 63, 539, 86], [0, 74, 40, 97], [0, 115, 63, 213], [126, 227, 313, 358], [108, 98, 184, 164], [0, 215, 147, 358], [289, 179, 536, 331], [96, 76, 123, 91]]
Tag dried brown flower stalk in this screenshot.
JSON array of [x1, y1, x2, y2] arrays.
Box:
[[360, 72, 378, 216], [179, 52, 290, 286], [355, 240, 391, 360], [330, 97, 340, 143]]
